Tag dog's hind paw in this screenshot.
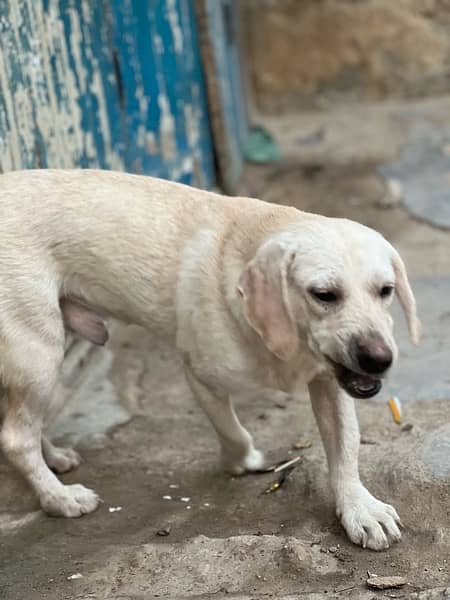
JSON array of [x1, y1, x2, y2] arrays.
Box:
[[44, 444, 81, 474], [41, 484, 101, 518]]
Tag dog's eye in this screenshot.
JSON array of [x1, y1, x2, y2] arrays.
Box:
[[310, 289, 339, 303], [380, 285, 394, 298]]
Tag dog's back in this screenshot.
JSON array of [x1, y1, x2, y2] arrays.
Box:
[[0, 169, 233, 336]]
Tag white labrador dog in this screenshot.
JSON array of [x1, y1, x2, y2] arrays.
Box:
[[0, 169, 420, 550]]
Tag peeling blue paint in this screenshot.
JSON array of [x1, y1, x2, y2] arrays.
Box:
[[0, 0, 214, 188], [201, 0, 249, 191]]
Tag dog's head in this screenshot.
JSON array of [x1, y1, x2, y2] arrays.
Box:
[[237, 217, 421, 399]]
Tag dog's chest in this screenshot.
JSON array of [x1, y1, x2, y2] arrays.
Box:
[[255, 348, 324, 394]]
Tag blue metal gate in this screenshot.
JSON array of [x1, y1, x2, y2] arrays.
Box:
[[0, 0, 215, 187]]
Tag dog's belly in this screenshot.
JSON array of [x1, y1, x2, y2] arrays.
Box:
[[60, 262, 179, 344]]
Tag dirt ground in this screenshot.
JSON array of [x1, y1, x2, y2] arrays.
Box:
[[1, 99, 450, 600]]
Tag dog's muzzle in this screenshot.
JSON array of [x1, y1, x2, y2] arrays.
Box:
[[326, 335, 393, 399]]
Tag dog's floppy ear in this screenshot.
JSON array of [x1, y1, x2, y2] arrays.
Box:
[[237, 241, 298, 361], [391, 249, 422, 344]]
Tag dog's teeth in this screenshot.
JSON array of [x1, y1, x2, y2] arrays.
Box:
[[358, 383, 374, 391]]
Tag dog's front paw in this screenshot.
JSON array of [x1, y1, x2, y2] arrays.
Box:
[[223, 447, 265, 475], [337, 484, 402, 551], [41, 484, 101, 518]]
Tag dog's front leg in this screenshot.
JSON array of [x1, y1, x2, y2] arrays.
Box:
[[308, 376, 401, 550], [184, 367, 264, 475]]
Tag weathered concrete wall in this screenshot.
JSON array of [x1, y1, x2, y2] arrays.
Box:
[[242, 0, 450, 113]]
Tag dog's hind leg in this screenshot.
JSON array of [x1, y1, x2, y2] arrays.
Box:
[[40, 379, 82, 474], [0, 297, 100, 517], [38, 297, 109, 474], [3, 381, 79, 474], [42, 435, 82, 474]]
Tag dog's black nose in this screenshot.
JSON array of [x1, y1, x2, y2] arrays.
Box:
[[356, 339, 393, 374]]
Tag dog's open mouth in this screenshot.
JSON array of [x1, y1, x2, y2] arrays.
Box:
[[333, 363, 382, 399]]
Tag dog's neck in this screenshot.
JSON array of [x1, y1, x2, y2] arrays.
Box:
[[219, 204, 323, 393]]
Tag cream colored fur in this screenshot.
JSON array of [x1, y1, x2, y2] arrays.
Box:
[[0, 169, 420, 550]]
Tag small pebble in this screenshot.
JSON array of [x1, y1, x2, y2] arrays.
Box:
[[169, 484, 179, 489], [180, 497, 190, 502], [108, 506, 122, 513], [162, 495, 172, 500], [360, 437, 378, 445], [366, 575, 406, 590], [328, 546, 338, 554], [292, 440, 312, 450], [379, 178, 402, 209], [156, 527, 171, 537], [67, 573, 83, 581]]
